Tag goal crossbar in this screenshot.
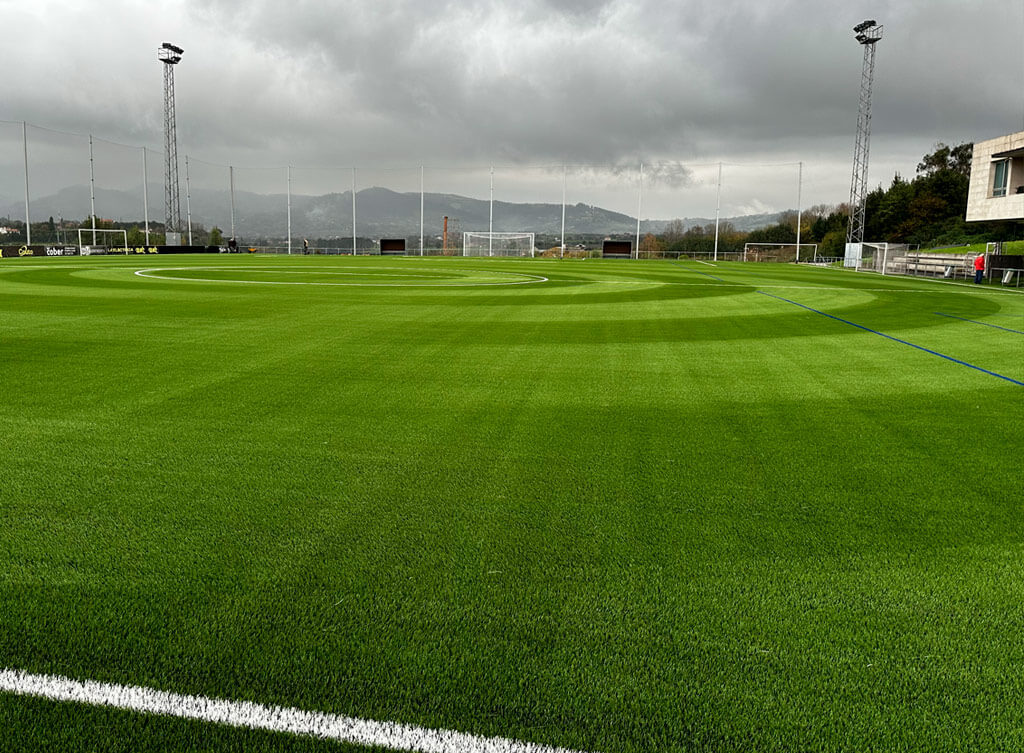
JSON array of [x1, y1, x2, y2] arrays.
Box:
[[77, 228, 129, 254], [742, 242, 818, 262]]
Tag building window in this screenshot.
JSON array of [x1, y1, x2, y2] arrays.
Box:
[[993, 159, 1010, 197]]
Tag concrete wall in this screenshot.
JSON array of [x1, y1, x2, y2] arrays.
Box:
[[966, 131, 1024, 222]]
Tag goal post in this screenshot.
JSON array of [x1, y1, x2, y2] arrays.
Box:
[[852, 242, 916, 275], [77, 228, 129, 255], [853, 242, 886, 273], [742, 242, 817, 263], [462, 231, 535, 257]]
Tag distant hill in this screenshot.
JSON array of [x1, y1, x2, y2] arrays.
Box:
[[3, 185, 785, 238]]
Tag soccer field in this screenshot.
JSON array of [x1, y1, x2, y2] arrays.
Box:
[[1, 254, 1022, 752]]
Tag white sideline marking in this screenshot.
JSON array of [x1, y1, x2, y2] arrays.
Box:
[[0, 668, 588, 753], [692, 260, 718, 267], [544, 278, 1024, 296], [799, 266, 1024, 295], [543, 279, 1010, 293]]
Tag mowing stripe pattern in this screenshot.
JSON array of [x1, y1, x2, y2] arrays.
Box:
[[757, 291, 1024, 386], [0, 669, 590, 753]]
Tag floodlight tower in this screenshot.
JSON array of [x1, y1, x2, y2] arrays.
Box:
[[159, 42, 184, 237], [847, 20, 883, 246]]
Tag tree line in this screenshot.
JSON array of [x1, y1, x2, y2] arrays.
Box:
[[0, 216, 225, 247], [642, 142, 1024, 257]]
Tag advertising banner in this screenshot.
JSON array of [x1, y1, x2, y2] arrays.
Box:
[[2, 245, 222, 258], [1, 245, 80, 258]]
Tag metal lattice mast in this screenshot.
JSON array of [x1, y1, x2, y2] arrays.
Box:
[[159, 43, 184, 235], [847, 21, 883, 245]]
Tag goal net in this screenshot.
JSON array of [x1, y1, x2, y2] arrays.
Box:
[[743, 243, 817, 263], [463, 231, 535, 257], [77, 228, 129, 255], [845, 243, 916, 275]]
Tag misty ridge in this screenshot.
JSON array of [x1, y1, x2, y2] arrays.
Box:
[[2, 184, 784, 239]]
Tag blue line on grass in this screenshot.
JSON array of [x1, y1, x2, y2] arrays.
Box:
[[934, 312, 1024, 334], [758, 291, 1024, 386], [675, 261, 726, 282], [695, 270, 726, 282]]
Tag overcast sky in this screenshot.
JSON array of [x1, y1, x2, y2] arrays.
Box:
[[2, 0, 1023, 219]]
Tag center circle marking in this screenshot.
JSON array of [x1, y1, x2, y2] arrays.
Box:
[[133, 265, 549, 287]]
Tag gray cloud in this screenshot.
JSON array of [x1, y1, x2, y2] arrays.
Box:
[[2, 0, 1022, 216]]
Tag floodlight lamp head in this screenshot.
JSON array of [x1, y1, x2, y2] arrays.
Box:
[[853, 21, 882, 45], [158, 42, 184, 64]]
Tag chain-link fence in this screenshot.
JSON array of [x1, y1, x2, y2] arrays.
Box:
[[3, 119, 812, 256]]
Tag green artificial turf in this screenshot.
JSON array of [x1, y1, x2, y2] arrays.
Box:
[[1, 255, 1022, 752]]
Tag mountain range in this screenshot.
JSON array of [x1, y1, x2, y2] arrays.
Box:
[[3, 185, 785, 239]]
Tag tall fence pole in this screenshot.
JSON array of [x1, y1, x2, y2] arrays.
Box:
[[229, 165, 236, 241], [560, 164, 567, 258], [286, 165, 292, 255], [23, 122, 31, 245], [184, 155, 193, 246], [635, 162, 643, 259], [488, 166, 494, 256], [713, 161, 723, 262], [420, 165, 424, 256], [795, 161, 803, 262], [88, 135, 97, 245], [351, 167, 357, 255], [142, 147, 150, 246]]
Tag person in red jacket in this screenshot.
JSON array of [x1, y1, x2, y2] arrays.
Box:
[[974, 253, 986, 284]]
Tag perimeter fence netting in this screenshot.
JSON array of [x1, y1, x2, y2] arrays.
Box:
[[4, 120, 832, 257]]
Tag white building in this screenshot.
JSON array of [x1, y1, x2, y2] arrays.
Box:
[[966, 131, 1024, 222]]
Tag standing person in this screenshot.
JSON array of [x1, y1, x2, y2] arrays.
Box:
[[303, 238, 309, 255], [974, 252, 985, 284]]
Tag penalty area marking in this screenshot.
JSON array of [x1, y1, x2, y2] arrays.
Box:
[[0, 668, 589, 753], [133, 267, 548, 287]]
